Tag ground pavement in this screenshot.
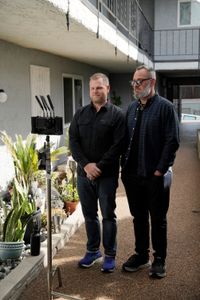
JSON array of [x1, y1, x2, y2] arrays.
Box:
[[20, 123, 200, 300]]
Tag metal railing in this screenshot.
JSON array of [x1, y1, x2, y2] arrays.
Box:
[[83, 0, 154, 59], [82, 0, 200, 64], [154, 28, 200, 62]]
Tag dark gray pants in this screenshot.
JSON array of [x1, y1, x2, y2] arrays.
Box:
[[122, 170, 172, 260]]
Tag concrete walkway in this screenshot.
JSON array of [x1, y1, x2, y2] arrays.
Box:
[[18, 123, 200, 299]]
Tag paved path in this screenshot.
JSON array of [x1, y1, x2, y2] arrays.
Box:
[[20, 123, 200, 300]]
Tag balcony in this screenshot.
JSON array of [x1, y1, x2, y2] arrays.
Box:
[[84, 0, 154, 59], [85, 1, 200, 66], [154, 28, 200, 63]]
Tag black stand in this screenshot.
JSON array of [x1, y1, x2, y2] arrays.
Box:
[[45, 136, 80, 300]]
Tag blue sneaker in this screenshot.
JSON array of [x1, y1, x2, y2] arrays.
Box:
[[101, 256, 116, 273], [78, 251, 102, 268]]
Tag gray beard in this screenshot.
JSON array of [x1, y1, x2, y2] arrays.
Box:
[[134, 83, 151, 100]]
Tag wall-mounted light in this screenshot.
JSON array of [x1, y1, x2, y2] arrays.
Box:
[[0, 89, 8, 103]]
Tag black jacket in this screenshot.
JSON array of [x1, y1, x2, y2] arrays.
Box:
[[122, 94, 180, 177], [69, 102, 125, 177]]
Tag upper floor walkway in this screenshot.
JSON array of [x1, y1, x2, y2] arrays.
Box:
[[86, 0, 200, 67], [0, 0, 199, 73]]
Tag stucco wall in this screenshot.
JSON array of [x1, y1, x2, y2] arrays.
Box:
[[154, 0, 177, 30], [0, 39, 106, 140], [0, 39, 107, 188]]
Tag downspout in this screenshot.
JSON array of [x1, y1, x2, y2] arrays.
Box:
[[96, 0, 100, 38], [115, 0, 118, 56], [66, 0, 70, 31]]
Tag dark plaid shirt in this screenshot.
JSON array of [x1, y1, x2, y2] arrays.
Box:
[[69, 102, 125, 177], [122, 94, 180, 177]]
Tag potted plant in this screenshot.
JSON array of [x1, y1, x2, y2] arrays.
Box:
[[52, 158, 79, 215], [0, 178, 36, 260], [63, 182, 79, 215], [53, 173, 79, 215], [63, 157, 79, 215]]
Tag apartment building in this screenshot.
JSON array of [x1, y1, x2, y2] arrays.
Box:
[[0, 0, 200, 185]]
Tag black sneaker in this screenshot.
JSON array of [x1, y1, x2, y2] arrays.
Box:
[[122, 254, 150, 272], [149, 257, 166, 278]]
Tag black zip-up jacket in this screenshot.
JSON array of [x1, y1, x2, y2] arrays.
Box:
[[121, 94, 180, 177], [69, 102, 125, 177]]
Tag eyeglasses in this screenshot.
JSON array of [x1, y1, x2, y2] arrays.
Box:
[[130, 78, 151, 87]]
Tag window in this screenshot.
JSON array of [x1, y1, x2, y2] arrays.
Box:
[[178, 0, 200, 26], [179, 1, 191, 25], [63, 75, 83, 124]]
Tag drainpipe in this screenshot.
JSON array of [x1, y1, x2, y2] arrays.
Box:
[[96, 0, 100, 38], [115, 0, 118, 56], [66, 0, 70, 31]]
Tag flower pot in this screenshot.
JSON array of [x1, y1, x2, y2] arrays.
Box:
[[64, 201, 79, 215], [0, 241, 24, 261]]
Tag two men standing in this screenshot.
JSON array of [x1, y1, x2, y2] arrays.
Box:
[[69, 66, 179, 277]]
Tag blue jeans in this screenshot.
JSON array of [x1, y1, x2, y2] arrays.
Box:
[[77, 175, 118, 257]]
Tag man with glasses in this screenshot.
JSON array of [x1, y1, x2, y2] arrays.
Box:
[[121, 65, 179, 278]]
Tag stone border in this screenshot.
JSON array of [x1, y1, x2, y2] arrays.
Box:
[[0, 203, 84, 300]]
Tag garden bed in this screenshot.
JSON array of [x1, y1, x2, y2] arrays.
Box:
[[0, 203, 84, 300]]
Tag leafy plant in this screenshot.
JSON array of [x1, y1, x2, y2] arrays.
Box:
[[64, 158, 78, 202], [63, 182, 79, 202], [111, 91, 122, 106], [51, 146, 68, 162], [2, 179, 36, 242], [51, 159, 79, 203], [0, 132, 38, 191], [52, 175, 79, 203]]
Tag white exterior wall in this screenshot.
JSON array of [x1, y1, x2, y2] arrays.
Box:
[[154, 0, 177, 30], [0, 39, 107, 139]]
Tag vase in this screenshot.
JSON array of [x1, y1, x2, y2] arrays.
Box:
[[0, 241, 24, 261]]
